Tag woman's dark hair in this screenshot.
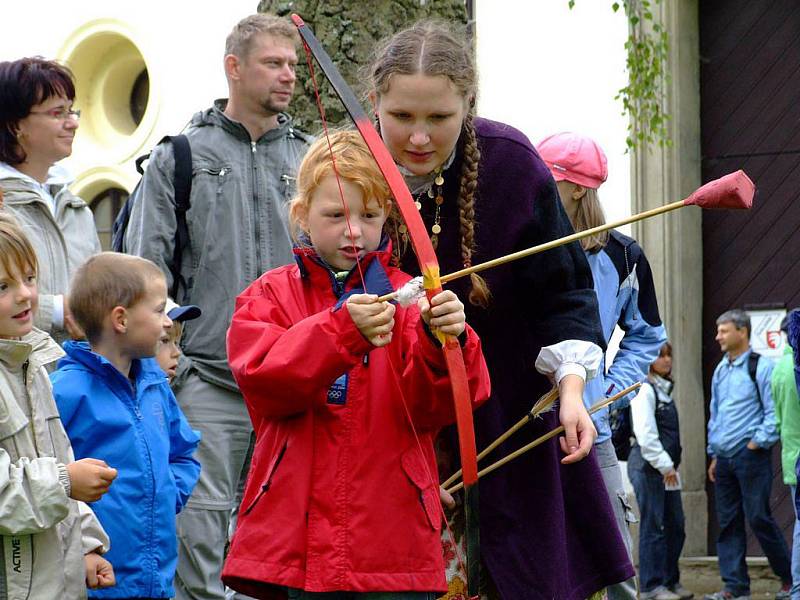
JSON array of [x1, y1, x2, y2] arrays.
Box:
[[651, 341, 673, 381], [0, 57, 76, 165]]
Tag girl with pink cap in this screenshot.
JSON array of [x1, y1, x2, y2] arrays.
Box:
[[537, 132, 684, 600]]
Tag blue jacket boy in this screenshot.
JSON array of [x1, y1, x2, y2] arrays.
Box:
[[52, 340, 201, 599]]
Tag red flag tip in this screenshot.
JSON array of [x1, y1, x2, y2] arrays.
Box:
[[683, 170, 755, 209]]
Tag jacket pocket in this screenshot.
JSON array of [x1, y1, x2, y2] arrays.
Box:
[[401, 447, 439, 530], [0, 398, 29, 463], [242, 430, 289, 516], [194, 166, 230, 187], [39, 399, 71, 461], [192, 165, 231, 206], [279, 173, 297, 203], [186, 164, 233, 294], [617, 490, 638, 525]]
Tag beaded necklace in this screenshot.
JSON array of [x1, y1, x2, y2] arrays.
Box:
[[400, 166, 445, 249]]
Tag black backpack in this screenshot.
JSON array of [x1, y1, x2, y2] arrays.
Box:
[[747, 351, 761, 399], [610, 402, 634, 461], [111, 134, 192, 300]]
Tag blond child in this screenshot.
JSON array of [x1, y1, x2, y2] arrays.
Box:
[[50, 252, 201, 599], [0, 213, 116, 599], [156, 299, 201, 383]]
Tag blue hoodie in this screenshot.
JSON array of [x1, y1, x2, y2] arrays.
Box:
[[789, 309, 800, 395], [51, 341, 201, 599], [584, 231, 668, 443]]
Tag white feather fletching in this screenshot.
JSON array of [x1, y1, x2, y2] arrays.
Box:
[[394, 276, 425, 307]]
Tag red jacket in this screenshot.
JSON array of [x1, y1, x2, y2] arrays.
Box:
[[222, 245, 490, 599]]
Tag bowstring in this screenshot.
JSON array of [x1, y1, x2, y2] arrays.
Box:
[[300, 39, 472, 592], [381, 345, 472, 593], [302, 41, 367, 291]]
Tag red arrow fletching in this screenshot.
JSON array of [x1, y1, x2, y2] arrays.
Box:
[[683, 170, 755, 209]]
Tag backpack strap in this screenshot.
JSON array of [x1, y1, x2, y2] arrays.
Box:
[[165, 134, 192, 301], [748, 351, 761, 402], [113, 135, 177, 254], [115, 135, 193, 296]]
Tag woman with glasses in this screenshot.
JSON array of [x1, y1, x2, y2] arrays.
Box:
[[0, 57, 100, 341]]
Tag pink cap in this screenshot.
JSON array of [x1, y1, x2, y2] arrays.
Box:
[[536, 132, 608, 189]]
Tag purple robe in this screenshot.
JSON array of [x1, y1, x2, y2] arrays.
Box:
[[399, 118, 635, 599]]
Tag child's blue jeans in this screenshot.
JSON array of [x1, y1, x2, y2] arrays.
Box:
[[627, 447, 685, 593]]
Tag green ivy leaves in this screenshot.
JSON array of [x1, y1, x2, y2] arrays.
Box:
[[570, 0, 671, 151]]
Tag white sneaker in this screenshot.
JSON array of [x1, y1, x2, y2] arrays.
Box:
[[641, 586, 682, 600], [702, 591, 751, 600], [669, 583, 694, 600]]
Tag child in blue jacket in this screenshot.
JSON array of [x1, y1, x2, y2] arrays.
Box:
[[51, 252, 201, 599]]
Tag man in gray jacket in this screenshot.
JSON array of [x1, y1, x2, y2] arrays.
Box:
[[125, 14, 311, 600]]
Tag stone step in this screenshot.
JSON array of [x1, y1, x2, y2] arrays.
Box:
[[673, 557, 784, 598]]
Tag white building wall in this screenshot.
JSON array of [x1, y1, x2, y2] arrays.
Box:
[[476, 0, 631, 227]]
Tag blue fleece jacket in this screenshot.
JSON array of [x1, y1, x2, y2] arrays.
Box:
[[51, 341, 201, 599], [707, 347, 777, 457], [584, 231, 668, 444]]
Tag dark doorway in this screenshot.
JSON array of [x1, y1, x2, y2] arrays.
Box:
[[700, 0, 800, 555]]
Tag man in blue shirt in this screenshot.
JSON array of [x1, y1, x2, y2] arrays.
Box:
[[705, 309, 791, 600]]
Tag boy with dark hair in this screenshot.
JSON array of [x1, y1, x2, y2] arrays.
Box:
[[51, 252, 201, 600]]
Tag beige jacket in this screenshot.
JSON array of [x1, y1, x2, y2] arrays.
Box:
[[0, 164, 101, 341], [0, 329, 109, 599]]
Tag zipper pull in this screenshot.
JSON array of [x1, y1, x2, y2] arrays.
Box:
[[251, 141, 257, 154]]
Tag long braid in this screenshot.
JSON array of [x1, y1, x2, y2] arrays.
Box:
[[458, 112, 490, 307]]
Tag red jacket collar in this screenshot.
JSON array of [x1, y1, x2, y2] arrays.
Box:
[[292, 239, 396, 302]]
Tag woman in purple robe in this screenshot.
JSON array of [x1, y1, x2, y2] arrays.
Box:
[[366, 20, 635, 600]]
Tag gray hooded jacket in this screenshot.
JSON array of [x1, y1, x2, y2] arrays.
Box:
[[0, 329, 109, 599], [125, 101, 311, 390], [0, 166, 102, 342]]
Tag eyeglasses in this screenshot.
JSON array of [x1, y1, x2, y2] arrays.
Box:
[[29, 107, 81, 122]]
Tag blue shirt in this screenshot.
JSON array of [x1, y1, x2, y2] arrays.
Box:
[[583, 232, 668, 443], [707, 347, 777, 457]]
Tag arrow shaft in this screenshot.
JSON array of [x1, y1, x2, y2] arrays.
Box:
[[445, 382, 641, 494]]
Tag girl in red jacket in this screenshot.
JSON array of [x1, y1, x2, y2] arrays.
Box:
[[222, 130, 490, 600]]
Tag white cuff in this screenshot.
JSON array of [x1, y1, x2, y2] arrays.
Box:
[[656, 460, 675, 476], [535, 340, 603, 383], [57, 462, 71, 497], [555, 362, 587, 384], [53, 294, 65, 329]]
